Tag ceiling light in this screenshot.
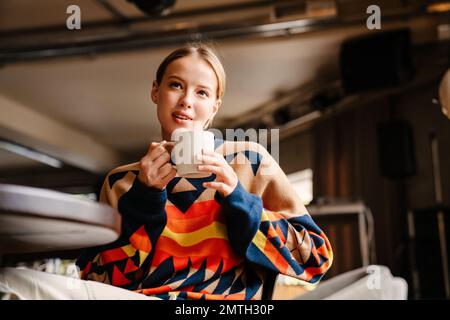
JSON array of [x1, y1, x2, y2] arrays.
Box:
[[427, 1, 450, 13]]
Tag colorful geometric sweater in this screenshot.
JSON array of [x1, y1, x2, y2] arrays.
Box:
[[76, 139, 333, 300]]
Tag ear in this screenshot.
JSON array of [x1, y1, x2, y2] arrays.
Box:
[[151, 80, 159, 104], [211, 98, 221, 118]]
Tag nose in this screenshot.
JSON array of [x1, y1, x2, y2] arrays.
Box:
[[179, 91, 194, 109]]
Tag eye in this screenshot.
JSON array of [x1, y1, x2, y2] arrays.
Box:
[[169, 82, 182, 89], [198, 90, 209, 97]]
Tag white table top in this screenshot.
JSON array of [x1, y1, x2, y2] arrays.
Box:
[[0, 183, 121, 254]]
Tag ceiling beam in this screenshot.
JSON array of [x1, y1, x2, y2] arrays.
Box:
[[0, 95, 122, 173], [0, 0, 442, 66], [3, 0, 419, 65]]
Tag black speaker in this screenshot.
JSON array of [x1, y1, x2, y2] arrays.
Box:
[[340, 28, 415, 94], [377, 120, 416, 179]]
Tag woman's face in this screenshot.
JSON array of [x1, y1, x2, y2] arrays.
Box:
[[152, 55, 221, 140]]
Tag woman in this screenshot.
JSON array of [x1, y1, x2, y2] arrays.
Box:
[[0, 43, 333, 300]]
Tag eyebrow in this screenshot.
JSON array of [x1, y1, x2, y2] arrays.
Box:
[[168, 75, 213, 92]]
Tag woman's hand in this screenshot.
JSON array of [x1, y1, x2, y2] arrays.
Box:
[[197, 149, 238, 198], [138, 141, 177, 190]]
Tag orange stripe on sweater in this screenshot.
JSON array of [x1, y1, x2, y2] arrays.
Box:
[[166, 208, 225, 233], [154, 235, 238, 259], [166, 200, 223, 220], [262, 238, 289, 274]]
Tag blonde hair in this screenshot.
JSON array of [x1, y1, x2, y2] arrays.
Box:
[[156, 42, 226, 100]]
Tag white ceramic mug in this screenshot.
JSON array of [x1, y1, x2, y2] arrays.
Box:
[[171, 129, 215, 178]]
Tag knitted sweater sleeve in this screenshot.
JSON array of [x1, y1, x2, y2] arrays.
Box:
[[216, 143, 333, 284], [76, 168, 167, 289]]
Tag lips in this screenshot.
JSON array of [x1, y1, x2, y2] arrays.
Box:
[[172, 112, 193, 121]]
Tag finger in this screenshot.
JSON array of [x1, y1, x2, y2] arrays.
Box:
[[148, 142, 159, 151], [150, 144, 169, 163], [148, 141, 167, 160], [148, 147, 165, 162], [196, 153, 223, 166], [201, 149, 225, 161], [199, 165, 236, 188], [202, 149, 227, 164], [158, 162, 173, 178], [197, 164, 225, 178], [203, 181, 226, 193], [160, 168, 177, 185], [139, 154, 152, 167], [148, 140, 165, 152], [152, 150, 171, 168], [140, 154, 160, 177]]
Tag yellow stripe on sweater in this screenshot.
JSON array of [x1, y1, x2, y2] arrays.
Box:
[[252, 229, 268, 251], [161, 221, 228, 247]]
